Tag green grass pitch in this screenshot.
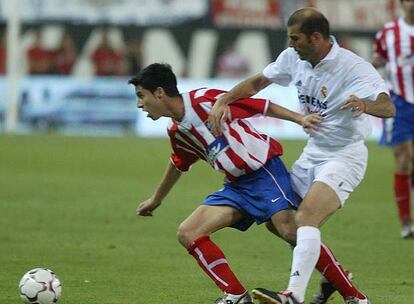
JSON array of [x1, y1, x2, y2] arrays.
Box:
[[0, 134, 413, 303]]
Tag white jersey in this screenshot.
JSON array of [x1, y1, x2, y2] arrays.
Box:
[[263, 36, 389, 148]]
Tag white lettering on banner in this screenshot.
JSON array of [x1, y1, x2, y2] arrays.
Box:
[[188, 30, 218, 79], [142, 29, 270, 78], [142, 29, 186, 77]]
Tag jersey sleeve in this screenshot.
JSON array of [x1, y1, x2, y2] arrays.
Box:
[[168, 129, 200, 172], [262, 48, 294, 86], [374, 28, 388, 61], [228, 97, 269, 120]]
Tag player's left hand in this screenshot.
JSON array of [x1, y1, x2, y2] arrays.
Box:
[[341, 95, 367, 117], [209, 98, 230, 135]]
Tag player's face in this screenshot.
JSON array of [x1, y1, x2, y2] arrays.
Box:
[[402, 0, 414, 19], [288, 24, 315, 61], [135, 86, 166, 120]]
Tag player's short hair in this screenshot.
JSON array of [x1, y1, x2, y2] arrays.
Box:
[[128, 63, 180, 97], [287, 8, 330, 39]]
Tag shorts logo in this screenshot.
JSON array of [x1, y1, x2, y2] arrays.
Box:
[[271, 198, 281, 203]]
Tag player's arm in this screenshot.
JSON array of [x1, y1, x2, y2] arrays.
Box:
[[341, 93, 395, 118], [266, 103, 322, 132], [136, 161, 182, 217], [371, 57, 386, 69], [209, 73, 272, 133]]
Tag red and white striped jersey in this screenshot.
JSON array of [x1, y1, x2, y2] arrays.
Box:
[[168, 88, 283, 181], [375, 17, 414, 103]]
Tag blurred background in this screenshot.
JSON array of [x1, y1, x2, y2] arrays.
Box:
[[0, 0, 398, 138]]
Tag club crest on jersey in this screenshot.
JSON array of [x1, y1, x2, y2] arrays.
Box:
[[207, 135, 229, 163], [320, 85, 328, 98]]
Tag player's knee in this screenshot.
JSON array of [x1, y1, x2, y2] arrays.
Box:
[[395, 154, 413, 173], [295, 207, 315, 227], [394, 147, 413, 173], [274, 222, 296, 246], [176, 223, 197, 248]]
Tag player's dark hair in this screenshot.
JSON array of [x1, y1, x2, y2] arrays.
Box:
[[287, 8, 330, 39], [128, 63, 180, 97]]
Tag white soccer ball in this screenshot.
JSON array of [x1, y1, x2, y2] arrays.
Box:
[[18, 268, 62, 304]]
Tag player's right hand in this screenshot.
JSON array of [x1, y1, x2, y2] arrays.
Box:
[[136, 197, 161, 217], [208, 97, 230, 135]]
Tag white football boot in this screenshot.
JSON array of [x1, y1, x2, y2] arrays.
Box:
[[401, 224, 414, 239], [344, 296, 371, 304], [215, 291, 253, 304]]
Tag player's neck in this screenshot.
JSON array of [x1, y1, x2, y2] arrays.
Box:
[[169, 96, 185, 122], [310, 41, 332, 67], [404, 16, 414, 25]]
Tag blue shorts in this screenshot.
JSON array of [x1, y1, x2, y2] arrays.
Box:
[[204, 157, 299, 231], [380, 92, 414, 147]]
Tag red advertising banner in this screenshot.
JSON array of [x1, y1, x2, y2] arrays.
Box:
[[211, 0, 282, 29]]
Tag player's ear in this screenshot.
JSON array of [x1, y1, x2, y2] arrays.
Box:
[[154, 87, 166, 99], [310, 32, 323, 43]]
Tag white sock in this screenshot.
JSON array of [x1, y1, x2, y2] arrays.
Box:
[[287, 226, 321, 302]]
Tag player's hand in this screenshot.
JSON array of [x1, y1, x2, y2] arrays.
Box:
[[301, 113, 322, 133], [340, 95, 367, 117], [208, 98, 230, 135], [136, 197, 161, 217]]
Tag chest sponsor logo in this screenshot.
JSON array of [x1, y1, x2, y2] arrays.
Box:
[[207, 135, 229, 162], [298, 94, 328, 111]]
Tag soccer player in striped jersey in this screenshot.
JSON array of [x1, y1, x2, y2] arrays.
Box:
[[209, 7, 395, 304], [373, 0, 414, 239], [130, 63, 373, 304]]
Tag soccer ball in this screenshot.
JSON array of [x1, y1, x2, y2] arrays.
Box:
[[18, 268, 62, 304]]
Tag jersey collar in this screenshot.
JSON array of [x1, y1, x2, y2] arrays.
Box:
[[306, 35, 339, 70]]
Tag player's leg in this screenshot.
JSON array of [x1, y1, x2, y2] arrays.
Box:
[[178, 205, 253, 303], [381, 93, 414, 238], [284, 181, 339, 303], [285, 152, 368, 303], [265, 210, 366, 303], [266, 208, 297, 246], [393, 141, 414, 238], [254, 186, 343, 304]]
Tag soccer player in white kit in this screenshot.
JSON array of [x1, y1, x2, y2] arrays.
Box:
[[209, 7, 396, 304]]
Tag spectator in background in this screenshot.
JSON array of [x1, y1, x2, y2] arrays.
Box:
[[54, 31, 77, 75], [373, 0, 414, 239], [91, 29, 126, 76], [27, 29, 55, 74], [214, 40, 249, 78], [126, 38, 143, 75], [0, 31, 6, 74]]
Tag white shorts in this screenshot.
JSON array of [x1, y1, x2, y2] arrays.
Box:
[[290, 141, 368, 206]]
